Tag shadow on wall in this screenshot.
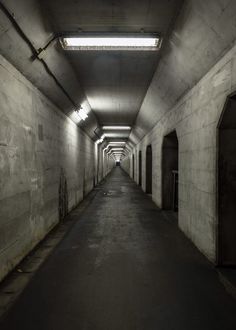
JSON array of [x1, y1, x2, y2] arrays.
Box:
[[59, 168, 68, 221]]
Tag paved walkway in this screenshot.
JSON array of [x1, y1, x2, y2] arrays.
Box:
[[1, 167, 236, 330]]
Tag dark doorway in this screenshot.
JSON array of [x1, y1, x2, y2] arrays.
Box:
[[83, 169, 86, 198], [162, 131, 178, 211], [146, 145, 152, 194], [132, 154, 135, 179], [218, 97, 236, 266], [116, 161, 120, 166], [59, 168, 68, 221], [139, 150, 142, 186]]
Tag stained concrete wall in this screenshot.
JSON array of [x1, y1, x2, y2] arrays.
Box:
[[0, 54, 96, 282], [95, 144, 115, 184], [123, 41, 236, 263], [103, 152, 115, 178], [121, 156, 131, 177]]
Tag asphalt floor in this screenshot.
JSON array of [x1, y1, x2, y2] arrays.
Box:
[[1, 167, 236, 330]]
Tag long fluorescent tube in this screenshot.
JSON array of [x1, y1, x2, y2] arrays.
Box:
[[61, 35, 161, 51], [108, 142, 126, 144], [78, 108, 88, 120], [102, 126, 131, 130]]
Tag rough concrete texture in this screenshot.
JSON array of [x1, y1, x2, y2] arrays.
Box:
[[0, 0, 99, 137], [122, 41, 236, 263], [0, 188, 98, 318], [121, 156, 131, 176], [130, 0, 236, 142], [1, 167, 236, 330], [0, 54, 111, 282]]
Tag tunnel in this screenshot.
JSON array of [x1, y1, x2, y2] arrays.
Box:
[[0, 1, 236, 329]]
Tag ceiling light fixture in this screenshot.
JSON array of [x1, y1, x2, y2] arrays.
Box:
[[61, 34, 161, 51], [108, 142, 126, 144], [102, 126, 131, 130], [75, 107, 88, 121]]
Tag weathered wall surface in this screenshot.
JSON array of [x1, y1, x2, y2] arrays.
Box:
[[120, 156, 131, 176], [103, 152, 115, 178], [0, 54, 96, 281], [123, 42, 236, 263], [130, 0, 236, 143]]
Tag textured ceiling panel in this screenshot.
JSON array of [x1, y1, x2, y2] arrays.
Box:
[[42, 0, 181, 33]]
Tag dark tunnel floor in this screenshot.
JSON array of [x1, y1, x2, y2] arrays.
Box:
[[1, 167, 236, 330]]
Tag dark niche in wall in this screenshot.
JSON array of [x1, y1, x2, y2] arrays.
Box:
[[59, 168, 68, 221]]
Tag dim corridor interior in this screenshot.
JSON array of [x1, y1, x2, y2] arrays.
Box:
[[0, 167, 236, 330]]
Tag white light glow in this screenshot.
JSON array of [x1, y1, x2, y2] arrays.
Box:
[[110, 148, 124, 151], [63, 36, 160, 51], [107, 144, 126, 149], [95, 137, 104, 145], [70, 111, 82, 124], [102, 126, 131, 130], [77, 107, 88, 121]]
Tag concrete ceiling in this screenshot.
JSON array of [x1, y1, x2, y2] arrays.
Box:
[[41, 0, 183, 132], [2, 1, 235, 146], [68, 51, 159, 125]]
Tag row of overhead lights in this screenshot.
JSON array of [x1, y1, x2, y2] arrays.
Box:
[[97, 126, 132, 161], [64, 34, 161, 158], [71, 114, 132, 160]]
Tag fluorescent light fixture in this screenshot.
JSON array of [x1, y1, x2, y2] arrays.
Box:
[[102, 126, 131, 130], [74, 107, 88, 121], [106, 143, 126, 149], [61, 35, 161, 51], [108, 142, 126, 144], [96, 136, 104, 145], [77, 107, 88, 121], [70, 111, 82, 124]]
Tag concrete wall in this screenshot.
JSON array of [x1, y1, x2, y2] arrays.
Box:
[[123, 41, 236, 263], [103, 152, 115, 178], [121, 156, 131, 176], [130, 0, 236, 142], [0, 54, 96, 282], [95, 143, 115, 185]]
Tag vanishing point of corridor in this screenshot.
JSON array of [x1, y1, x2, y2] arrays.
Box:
[[1, 167, 236, 330]]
